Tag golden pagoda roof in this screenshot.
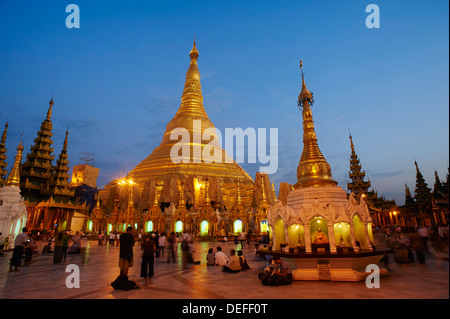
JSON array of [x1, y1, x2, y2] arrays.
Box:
[[126, 41, 253, 187]]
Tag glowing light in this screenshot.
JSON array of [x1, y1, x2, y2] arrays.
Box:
[[201, 220, 209, 236]]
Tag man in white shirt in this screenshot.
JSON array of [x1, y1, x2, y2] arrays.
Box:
[[9, 227, 28, 272], [214, 246, 229, 267], [158, 233, 167, 257]]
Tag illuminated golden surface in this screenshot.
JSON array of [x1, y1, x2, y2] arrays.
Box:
[[294, 61, 337, 189], [124, 40, 254, 209], [4, 140, 23, 187]]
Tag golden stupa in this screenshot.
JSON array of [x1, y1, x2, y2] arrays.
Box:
[[294, 60, 337, 189], [103, 41, 273, 235]]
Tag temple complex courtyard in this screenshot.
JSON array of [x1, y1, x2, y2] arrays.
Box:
[[0, 240, 447, 299]]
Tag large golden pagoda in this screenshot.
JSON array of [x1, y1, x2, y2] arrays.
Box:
[[104, 41, 269, 236]]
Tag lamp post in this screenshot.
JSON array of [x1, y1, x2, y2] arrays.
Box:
[[118, 178, 136, 227]]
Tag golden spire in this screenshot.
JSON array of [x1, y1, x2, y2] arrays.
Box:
[[5, 139, 24, 187], [294, 60, 337, 189]]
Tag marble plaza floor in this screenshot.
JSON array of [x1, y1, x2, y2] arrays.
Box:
[[0, 240, 448, 300]]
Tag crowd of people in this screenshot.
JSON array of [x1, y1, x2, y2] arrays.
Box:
[[384, 225, 449, 267], [3, 224, 448, 290]]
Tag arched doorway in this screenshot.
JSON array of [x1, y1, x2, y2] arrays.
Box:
[[334, 222, 351, 247], [352, 214, 367, 249], [200, 220, 209, 237], [288, 224, 304, 247], [175, 220, 183, 233], [233, 219, 243, 235], [274, 218, 285, 250], [309, 216, 328, 244]]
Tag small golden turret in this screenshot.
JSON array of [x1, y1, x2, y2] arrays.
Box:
[[294, 60, 337, 189], [5, 140, 24, 187]]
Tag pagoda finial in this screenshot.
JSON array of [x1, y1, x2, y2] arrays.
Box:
[[63, 129, 69, 150], [1, 121, 8, 144], [4, 140, 24, 187], [189, 37, 199, 61], [298, 60, 314, 107], [349, 130, 355, 152], [47, 96, 54, 120]]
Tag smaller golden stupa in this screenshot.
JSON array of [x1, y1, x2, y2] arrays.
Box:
[[294, 60, 337, 189]]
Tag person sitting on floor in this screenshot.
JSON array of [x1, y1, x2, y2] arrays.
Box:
[[238, 250, 251, 270], [42, 243, 53, 254], [222, 249, 241, 273], [258, 256, 293, 286]]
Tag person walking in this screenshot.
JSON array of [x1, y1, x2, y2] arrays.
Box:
[[109, 232, 115, 246], [141, 234, 156, 286], [181, 234, 190, 269], [53, 231, 64, 264], [9, 227, 28, 272], [119, 226, 135, 276], [167, 232, 177, 263], [158, 232, 166, 257], [409, 229, 426, 266], [62, 231, 70, 261]]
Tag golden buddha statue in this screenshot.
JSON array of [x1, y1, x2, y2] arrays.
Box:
[[313, 228, 329, 244]]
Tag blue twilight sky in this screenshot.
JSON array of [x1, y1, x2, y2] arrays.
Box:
[[0, 0, 448, 205]]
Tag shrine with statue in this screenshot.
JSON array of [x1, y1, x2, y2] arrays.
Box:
[[264, 61, 389, 282]]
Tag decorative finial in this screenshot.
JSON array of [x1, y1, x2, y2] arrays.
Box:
[[47, 96, 54, 120], [189, 38, 199, 61], [298, 59, 314, 107]]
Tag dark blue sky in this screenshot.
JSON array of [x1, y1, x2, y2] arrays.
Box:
[[0, 0, 448, 205]]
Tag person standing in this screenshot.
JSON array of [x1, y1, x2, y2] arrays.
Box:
[[9, 227, 28, 272], [154, 232, 160, 257], [158, 232, 166, 258], [409, 229, 426, 266], [53, 231, 64, 264], [109, 232, 115, 246], [119, 226, 135, 276], [141, 235, 156, 286], [167, 232, 177, 263], [62, 231, 70, 261]]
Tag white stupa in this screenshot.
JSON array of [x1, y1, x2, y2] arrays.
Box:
[[0, 141, 27, 249]]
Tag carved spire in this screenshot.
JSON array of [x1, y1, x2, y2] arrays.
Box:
[[47, 96, 54, 120], [20, 98, 55, 201], [347, 132, 371, 195], [294, 60, 337, 188]]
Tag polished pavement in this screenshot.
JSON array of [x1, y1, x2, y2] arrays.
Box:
[[0, 240, 448, 299]]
